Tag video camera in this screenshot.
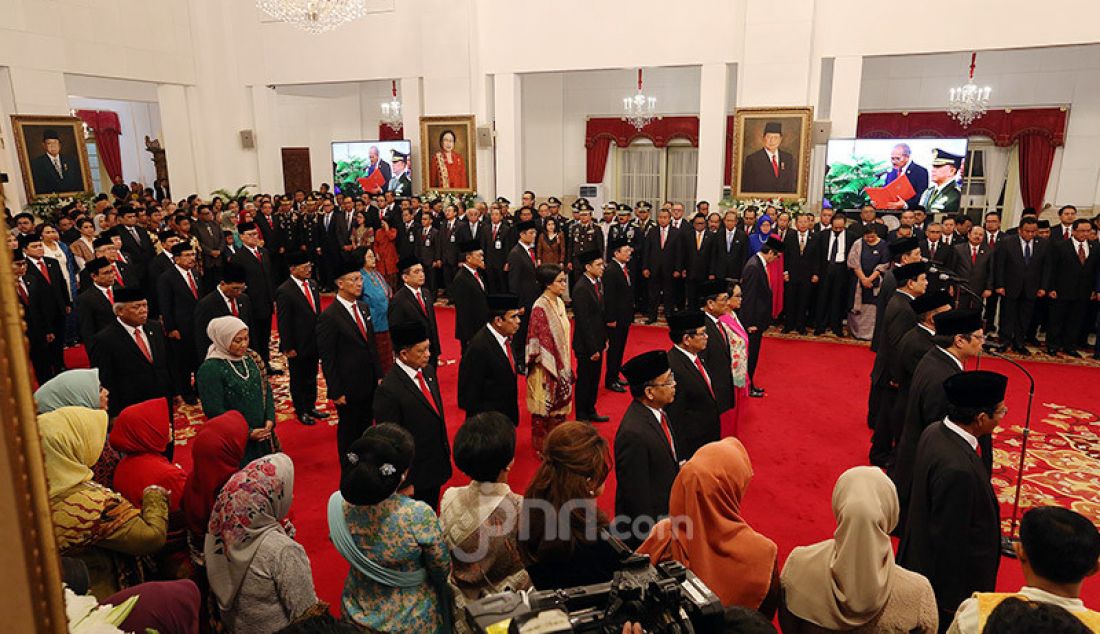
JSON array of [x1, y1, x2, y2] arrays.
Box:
[[465, 531, 724, 633]]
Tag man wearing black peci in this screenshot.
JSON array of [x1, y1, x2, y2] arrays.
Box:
[[388, 256, 442, 367], [193, 263, 252, 357], [457, 294, 522, 425], [665, 311, 720, 461], [506, 220, 540, 373], [276, 252, 327, 426], [232, 221, 279, 373], [740, 236, 784, 397], [602, 237, 634, 393], [614, 350, 681, 548], [91, 288, 173, 420], [572, 249, 608, 423], [157, 242, 203, 405], [75, 257, 120, 356], [12, 249, 57, 383], [317, 261, 384, 471], [699, 279, 737, 423], [449, 240, 489, 352], [21, 233, 69, 376], [147, 230, 180, 319]]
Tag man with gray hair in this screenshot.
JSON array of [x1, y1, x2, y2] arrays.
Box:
[[883, 142, 929, 210]]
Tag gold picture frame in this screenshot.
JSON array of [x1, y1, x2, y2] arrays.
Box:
[[731, 107, 813, 200], [10, 115, 94, 200], [419, 115, 477, 193]]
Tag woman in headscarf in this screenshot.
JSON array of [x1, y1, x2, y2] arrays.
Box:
[[526, 264, 573, 453], [205, 453, 323, 634], [40, 406, 168, 599], [195, 316, 277, 464], [103, 579, 202, 634], [439, 413, 530, 632], [747, 213, 785, 319], [328, 423, 451, 633], [717, 281, 751, 438], [778, 467, 937, 633], [638, 437, 779, 617], [35, 369, 120, 488]]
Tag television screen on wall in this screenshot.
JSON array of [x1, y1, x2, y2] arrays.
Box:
[[332, 140, 412, 198], [823, 138, 969, 213]]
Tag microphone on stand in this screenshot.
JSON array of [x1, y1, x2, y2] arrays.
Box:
[[980, 348, 1037, 558]]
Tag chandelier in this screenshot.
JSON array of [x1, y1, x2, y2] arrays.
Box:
[[622, 69, 658, 130], [256, 0, 367, 34], [948, 52, 992, 127], [380, 80, 403, 133]]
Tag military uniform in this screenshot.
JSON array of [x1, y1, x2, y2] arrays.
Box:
[[568, 198, 604, 285], [632, 202, 656, 312], [918, 149, 963, 215]]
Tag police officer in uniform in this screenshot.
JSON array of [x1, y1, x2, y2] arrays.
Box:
[[567, 198, 604, 287], [633, 201, 656, 313]]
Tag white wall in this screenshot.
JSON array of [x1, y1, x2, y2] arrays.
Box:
[[860, 45, 1100, 210], [67, 96, 163, 189]]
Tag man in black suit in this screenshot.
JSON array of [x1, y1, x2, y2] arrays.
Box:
[[783, 212, 818, 333], [614, 350, 681, 548], [193, 205, 225, 291], [993, 217, 1049, 354], [741, 237, 784, 397], [438, 205, 462, 300], [898, 370, 1006, 628], [157, 242, 203, 405], [572, 249, 608, 423], [955, 226, 995, 312], [79, 233, 136, 292], [450, 240, 489, 351], [12, 249, 57, 383], [146, 231, 180, 319], [232, 222, 278, 372], [20, 234, 69, 376], [193, 263, 252, 357], [699, 279, 736, 422], [740, 121, 797, 194], [482, 205, 512, 293], [1049, 204, 1078, 241], [116, 207, 156, 289], [892, 309, 986, 525], [665, 311, 720, 461], [317, 261, 384, 470], [91, 288, 173, 420], [868, 261, 928, 468], [920, 223, 958, 279], [1045, 219, 1097, 357], [319, 198, 352, 292], [276, 252, 326, 426], [29, 129, 85, 194], [683, 213, 717, 309], [880, 142, 930, 210], [75, 257, 119, 355], [388, 256, 442, 367], [851, 205, 888, 241], [374, 321, 451, 510], [602, 237, 634, 393], [713, 210, 749, 282], [457, 294, 521, 425], [363, 145, 392, 193], [411, 211, 442, 299], [641, 208, 683, 324], [506, 221, 540, 372], [814, 214, 854, 336]]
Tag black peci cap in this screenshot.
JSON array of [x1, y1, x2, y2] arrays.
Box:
[[621, 350, 671, 386], [943, 370, 1008, 409], [933, 308, 982, 337]]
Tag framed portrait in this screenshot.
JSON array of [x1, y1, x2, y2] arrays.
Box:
[[731, 107, 813, 200], [419, 115, 477, 193], [10, 115, 93, 199]]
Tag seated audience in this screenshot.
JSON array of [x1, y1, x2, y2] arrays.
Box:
[[979, 597, 1092, 634], [196, 316, 278, 464], [948, 506, 1100, 633], [779, 466, 937, 633], [40, 405, 167, 599], [103, 579, 202, 634], [205, 453, 322, 634], [35, 369, 120, 488], [329, 423, 452, 633], [519, 421, 621, 590], [638, 437, 779, 617], [440, 412, 531, 632]]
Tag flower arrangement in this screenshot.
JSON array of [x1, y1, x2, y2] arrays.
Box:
[[718, 196, 808, 216], [65, 584, 140, 633], [28, 194, 97, 222], [421, 190, 479, 209]]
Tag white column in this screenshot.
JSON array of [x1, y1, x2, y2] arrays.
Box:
[[250, 85, 282, 193], [157, 84, 198, 198], [828, 56, 864, 138], [399, 77, 423, 192], [493, 72, 522, 204], [696, 63, 730, 207]]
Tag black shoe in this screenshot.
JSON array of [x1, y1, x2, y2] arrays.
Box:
[[644, 317, 658, 325], [1047, 348, 1060, 357], [813, 329, 825, 336], [781, 327, 793, 334], [749, 387, 765, 398], [1064, 350, 1082, 358], [1092, 353, 1100, 360], [588, 413, 610, 423], [299, 414, 316, 426], [266, 366, 285, 376], [1015, 347, 1032, 357], [183, 395, 199, 406], [308, 409, 330, 419], [1026, 338, 1042, 347], [605, 382, 626, 393]]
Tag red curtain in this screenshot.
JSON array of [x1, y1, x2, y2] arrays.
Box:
[[378, 123, 404, 141], [75, 109, 122, 182], [585, 116, 700, 184], [1017, 133, 1056, 210]]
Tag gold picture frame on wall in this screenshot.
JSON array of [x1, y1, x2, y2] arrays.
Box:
[[10, 115, 94, 200], [419, 115, 477, 193], [731, 107, 813, 200]]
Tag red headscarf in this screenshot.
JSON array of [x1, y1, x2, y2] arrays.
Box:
[[180, 411, 249, 536], [109, 398, 187, 512]]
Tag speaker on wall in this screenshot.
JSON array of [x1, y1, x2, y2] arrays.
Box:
[[476, 125, 494, 148], [812, 120, 831, 145], [239, 129, 256, 149]]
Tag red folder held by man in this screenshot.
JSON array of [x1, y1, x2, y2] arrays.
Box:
[[865, 173, 916, 208]]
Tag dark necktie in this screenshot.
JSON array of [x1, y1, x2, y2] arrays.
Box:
[[1024, 241, 1032, 264], [829, 234, 839, 262]]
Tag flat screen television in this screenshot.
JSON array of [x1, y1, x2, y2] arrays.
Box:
[[332, 140, 412, 198], [823, 138, 968, 212]]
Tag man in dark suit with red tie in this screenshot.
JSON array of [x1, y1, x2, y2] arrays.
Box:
[[783, 212, 819, 333], [450, 240, 490, 351], [158, 242, 203, 405], [741, 236, 785, 397], [506, 221, 540, 372], [374, 321, 451, 510], [12, 249, 57, 383], [91, 288, 173, 420], [993, 217, 1050, 354], [20, 233, 69, 376], [276, 252, 327, 425], [572, 249, 608, 423], [388, 256, 441, 367], [232, 221, 278, 372], [317, 261, 384, 470], [740, 121, 797, 194], [1045, 218, 1097, 357], [193, 263, 253, 357], [954, 226, 994, 312], [641, 207, 684, 324], [457, 294, 522, 425], [699, 279, 736, 422], [75, 257, 119, 355], [602, 237, 634, 392], [665, 311, 720, 461]]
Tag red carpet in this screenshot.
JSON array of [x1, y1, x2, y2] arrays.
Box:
[[63, 306, 1100, 610]]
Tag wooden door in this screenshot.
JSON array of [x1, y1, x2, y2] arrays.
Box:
[[281, 147, 312, 194]]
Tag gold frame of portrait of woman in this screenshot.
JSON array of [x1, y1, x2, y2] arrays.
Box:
[[419, 115, 478, 194], [0, 245, 69, 633]]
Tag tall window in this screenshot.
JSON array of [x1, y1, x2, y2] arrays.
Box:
[[960, 143, 1008, 219], [614, 140, 698, 209], [85, 136, 104, 193]]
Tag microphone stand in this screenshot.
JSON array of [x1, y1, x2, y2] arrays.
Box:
[[980, 349, 1036, 558]]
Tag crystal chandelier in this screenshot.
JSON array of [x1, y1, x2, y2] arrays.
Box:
[[948, 52, 992, 127], [380, 80, 403, 133], [622, 69, 658, 130], [256, 0, 368, 34]]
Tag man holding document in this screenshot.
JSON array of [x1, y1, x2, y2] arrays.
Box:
[[870, 143, 929, 210]]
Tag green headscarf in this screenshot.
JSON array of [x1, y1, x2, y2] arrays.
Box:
[[35, 369, 101, 414]]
